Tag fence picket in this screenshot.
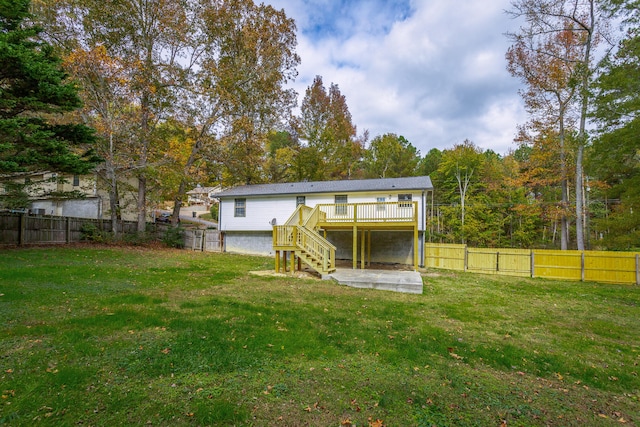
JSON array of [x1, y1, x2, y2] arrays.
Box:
[[425, 243, 640, 285]]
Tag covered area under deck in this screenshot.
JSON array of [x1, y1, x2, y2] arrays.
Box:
[[316, 201, 419, 270], [273, 201, 420, 275]]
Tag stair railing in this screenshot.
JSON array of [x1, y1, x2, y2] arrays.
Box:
[[275, 204, 336, 274], [295, 224, 336, 273]]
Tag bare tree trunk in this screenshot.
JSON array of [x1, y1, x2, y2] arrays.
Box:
[[137, 175, 147, 232], [456, 167, 473, 245], [575, 0, 595, 251], [559, 102, 568, 251], [575, 146, 585, 250]]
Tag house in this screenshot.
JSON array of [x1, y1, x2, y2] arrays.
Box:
[[187, 185, 222, 206], [1, 170, 140, 221], [216, 176, 434, 274]]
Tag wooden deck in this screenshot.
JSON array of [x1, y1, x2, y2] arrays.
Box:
[[273, 202, 419, 273]]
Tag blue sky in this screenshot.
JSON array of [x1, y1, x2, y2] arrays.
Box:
[[266, 0, 528, 155]]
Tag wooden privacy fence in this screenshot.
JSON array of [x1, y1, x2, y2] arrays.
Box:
[[424, 243, 640, 285], [183, 229, 222, 252], [0, 212, 138, 245]]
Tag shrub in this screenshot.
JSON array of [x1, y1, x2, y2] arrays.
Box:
[[162, 225, 185, 248], [80, 223, 111, 243]]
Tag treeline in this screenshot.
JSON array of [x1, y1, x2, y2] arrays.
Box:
[[1, 0, 637, 250]]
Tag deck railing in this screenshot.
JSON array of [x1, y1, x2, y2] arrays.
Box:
[[274, 225, 296, 247], [284, 204, 313, 226], [273, 223, 336, 273], [315, 201, 417, 224], [295, 225, 336, 272]]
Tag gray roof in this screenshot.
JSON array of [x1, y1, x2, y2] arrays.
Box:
[[217, 176, 433, 198]]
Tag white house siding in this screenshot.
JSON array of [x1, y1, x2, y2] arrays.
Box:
[[219, 190, 428, 232], [220, 196, 298, 231], [30, 198, 102, 218]]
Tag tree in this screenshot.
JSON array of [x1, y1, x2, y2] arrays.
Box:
[[64, 45, 138, 234], [43, 0, 198, 230], [507, 0, 609, 250], [590, 1, 640, 248], [208, 0, 299, 187], [0, 0, 98, 207], [418, 148, 442, 176], [434, 140, 485, 244], [42, 0, 299, 227], [297, 76, 362, 180], [265, 131, 298, 183], [507, 25, 583, 249], [363, 133, 420, 178]]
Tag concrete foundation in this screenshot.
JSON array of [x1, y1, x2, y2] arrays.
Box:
[[326, 230, 416, 265], [224, 231, 273, 256], [328, 269, 423, 294]]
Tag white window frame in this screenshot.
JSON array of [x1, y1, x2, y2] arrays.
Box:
[[234, 198, 246, 217]]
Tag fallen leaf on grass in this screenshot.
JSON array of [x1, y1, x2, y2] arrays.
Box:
[[161, 348, 171, 354], [368, 418, 384, 427], [449, 352, 463, 360], [341, 419, 353, 426]]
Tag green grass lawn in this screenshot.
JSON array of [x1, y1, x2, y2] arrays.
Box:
[[0, 245, 638, 426]]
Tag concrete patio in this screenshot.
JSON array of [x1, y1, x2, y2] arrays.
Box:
[[328, 268, 423, 294]]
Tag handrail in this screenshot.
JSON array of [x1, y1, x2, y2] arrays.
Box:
[[295, 225, 335, 272], [315, 201, 417, 224], [301, 205, 326, 230], [273, 222, 335, 273], [284, 205, 309, 226]]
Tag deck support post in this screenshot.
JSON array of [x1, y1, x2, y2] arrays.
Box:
[[361, 229, 366, 270], [275, 250, 280, 273], [367, 230, 372, 267], [283, 251, 287, 273], [291, 251, 296, 273], [352, 226, 358, 269], [413, 225, 419, 271]]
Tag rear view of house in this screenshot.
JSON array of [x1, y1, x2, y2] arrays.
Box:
[[216, 176, 433, 273]]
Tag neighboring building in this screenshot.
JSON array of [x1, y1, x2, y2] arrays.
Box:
[[187, 185, 222, 206], [1, 171, 140, 221], [216, 176, 434, 273]]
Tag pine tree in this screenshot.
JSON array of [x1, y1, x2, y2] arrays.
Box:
[[0, 0, 98, 178]]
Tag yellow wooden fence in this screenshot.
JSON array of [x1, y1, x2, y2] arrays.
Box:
[[424, 243, 640, 285]]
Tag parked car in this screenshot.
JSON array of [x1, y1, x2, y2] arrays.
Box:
[[155, 213, 172, 223]]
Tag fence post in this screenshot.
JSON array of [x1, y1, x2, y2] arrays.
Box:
[[636, 254, 639, 285], [66, 217, 71, 243], [496, 251, 500, 272], [581, 252, 586, 282], [464, 245, 468, 272], [531, 251, 535, 278], [19, 213, 26, 245]]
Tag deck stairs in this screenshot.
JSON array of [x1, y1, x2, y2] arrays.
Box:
[[273, 205, 336, 275]]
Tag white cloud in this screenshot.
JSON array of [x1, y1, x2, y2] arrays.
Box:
[[268, 0, 527, 155]]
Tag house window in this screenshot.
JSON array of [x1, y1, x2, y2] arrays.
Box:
[[376, 196, 386, 211], [335, 195, 348, 215], [296, 196, 306, 206], [72, 175, 80, 187], [234, 198, 246, 217], [398, 193, 412, 207]]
